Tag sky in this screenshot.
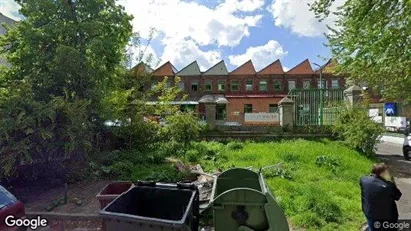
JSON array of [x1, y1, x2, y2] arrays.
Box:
[[0, 0, 345, 72]]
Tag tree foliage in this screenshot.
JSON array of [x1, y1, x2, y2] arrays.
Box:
[[333, 94, 384, 156], [0, 0, 132, 179], [311, 0, 411, 101]]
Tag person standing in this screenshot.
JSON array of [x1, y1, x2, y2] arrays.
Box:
[[360, 163, 402, 231]]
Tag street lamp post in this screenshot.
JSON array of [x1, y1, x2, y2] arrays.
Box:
[[313, 63, 324, 126]]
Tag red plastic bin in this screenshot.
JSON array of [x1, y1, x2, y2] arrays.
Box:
[[96, 181, 133, 209]]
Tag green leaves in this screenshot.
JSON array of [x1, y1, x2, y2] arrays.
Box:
[[311, 0, 411, 102]]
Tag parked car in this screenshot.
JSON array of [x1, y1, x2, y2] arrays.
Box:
[[0, 185, 26, 231]]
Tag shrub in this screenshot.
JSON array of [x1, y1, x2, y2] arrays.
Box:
[[226, 141, 244, 150], [333, 102, 384, 155], [160, 112, 203, 151], [109, 161, 134, 180], [186, 149, 200, 163]]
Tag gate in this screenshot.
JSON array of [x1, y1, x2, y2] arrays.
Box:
[[288, 89, 345, 126]]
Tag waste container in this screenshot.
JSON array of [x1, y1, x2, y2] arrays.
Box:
[[209, 168, 289, 231], [99, 182, 199, 231], [96, 181, 133, 209]]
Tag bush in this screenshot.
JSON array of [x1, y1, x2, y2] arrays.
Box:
[[109, 161, 134, 180], [160, 112, 203, 152], [186, 149, 200, 163], [333, 102, 384, 155], [226, 141, 244, 150]]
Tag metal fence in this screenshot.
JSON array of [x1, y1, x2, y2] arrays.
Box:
[[288, 89, 345, 126]]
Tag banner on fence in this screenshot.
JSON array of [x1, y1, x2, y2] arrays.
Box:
[[244, 113, 280, 125], [385, 116, 406, 128]]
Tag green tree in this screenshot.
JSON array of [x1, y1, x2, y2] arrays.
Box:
[[0, 0, 132, 179], [310, 0, 411, 101], [333, 94, 384, 155]]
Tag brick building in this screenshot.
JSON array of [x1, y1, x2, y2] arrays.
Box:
[[133, 58, 348, 125]]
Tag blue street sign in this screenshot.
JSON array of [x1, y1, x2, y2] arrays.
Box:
[[384, 103, 397, 116]]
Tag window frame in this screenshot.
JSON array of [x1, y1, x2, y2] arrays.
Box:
[[269, 104, 278, 113], [259, 80, 268, 92], [303, 80, 311, 89], [191, 81, 199, 92], [245, 80, 253, 91], [288, 80, 296, 91], [331, 79, 339, 89], [244, 104, 253, 113], [217, 80, 226, 92], [273, 80, 282, 91], [231, 80, 239, 92], [204, 80, 212, 92]]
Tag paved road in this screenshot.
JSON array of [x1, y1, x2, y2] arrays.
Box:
[[376, 142, 411, 219]]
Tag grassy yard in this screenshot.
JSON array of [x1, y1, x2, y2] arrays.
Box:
[[89, 139, 375, 230], [196, 139, 375, 231]]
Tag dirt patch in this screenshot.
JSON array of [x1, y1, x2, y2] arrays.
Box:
[[14, 179, 112, 214]]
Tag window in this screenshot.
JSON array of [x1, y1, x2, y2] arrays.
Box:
[[218, 80, 225, 92], [179, 81, 185, 90], [259, 80, 267, 92], [317, 80, 327, 89], [244, 104, 253, 113], [332, 79, 339, 89], [204, 80, 212, 92], [303, 80, 311, 89], [231, 81, 239, 91], [288, 80, 296, 90], [191, 81, 198, 91], [274, 81, 282, 91], [245, 80, 253, 91], [269, 104, 278, 113]]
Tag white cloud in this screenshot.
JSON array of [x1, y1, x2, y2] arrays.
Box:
[[228, 40, 288, 71], [160, 38, 222, 71], [283, 66, 289, 72], [126, 44, 160, 69], [0, 0, 21, 20], [118, 0, 264, 47], [268, 0, 344, 37]]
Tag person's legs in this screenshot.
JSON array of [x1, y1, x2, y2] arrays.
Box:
[[367, 218, 376, 231]]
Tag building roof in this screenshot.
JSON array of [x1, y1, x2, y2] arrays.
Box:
[[229, 60, 256, 75], [315, 59, 338, 74], [131, 62, 153, 75], [0, 13, 16, 35], [152, 61, 178, 76], [176, 61, 201, 76], [202, 60, 228, 76], [257, 60, 284, 75], [286, 59, 314, 74]]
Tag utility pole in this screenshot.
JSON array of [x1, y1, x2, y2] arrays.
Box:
[[313, 63, 324, 125]]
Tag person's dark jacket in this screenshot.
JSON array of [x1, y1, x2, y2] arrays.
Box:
[[360, 175, 402, 221]]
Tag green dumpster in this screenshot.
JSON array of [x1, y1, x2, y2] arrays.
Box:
[[209, 168, 289, 231]]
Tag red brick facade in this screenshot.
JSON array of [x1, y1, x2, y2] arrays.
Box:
[[135, 59, 350, 123]]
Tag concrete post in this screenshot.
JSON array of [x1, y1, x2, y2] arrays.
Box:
[[279, 97, 294, 129], [343, 85, 363, 107], [205, 103, 216, 129]]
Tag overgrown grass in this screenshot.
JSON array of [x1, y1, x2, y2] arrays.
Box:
[[196, 139, 374, 231]]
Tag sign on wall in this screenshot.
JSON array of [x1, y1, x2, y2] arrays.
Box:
[[384, 103, 397, 116], [244, 113, 280, 124], [368, 109, 383, 123], [385, 116, 406, 128]]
